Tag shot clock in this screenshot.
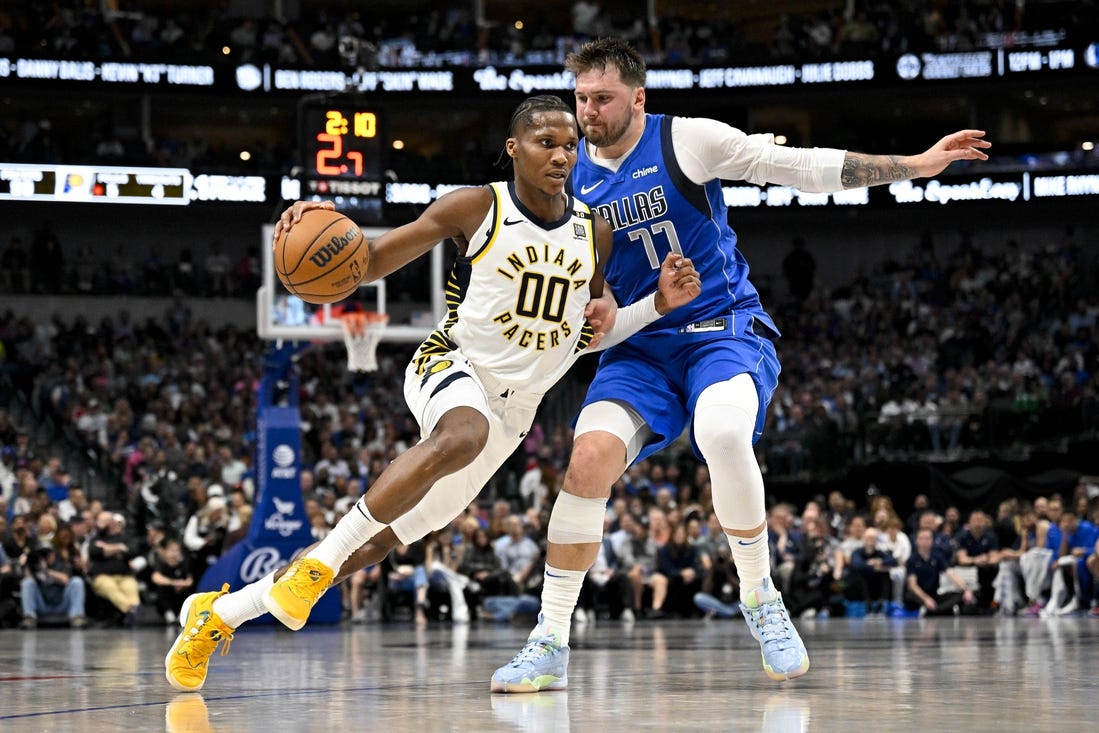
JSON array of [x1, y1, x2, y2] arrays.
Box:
[[298, 96, 385, 183], [296, 95, 386, 223]]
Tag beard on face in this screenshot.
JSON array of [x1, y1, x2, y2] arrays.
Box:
[[580, 114, 629, 148]]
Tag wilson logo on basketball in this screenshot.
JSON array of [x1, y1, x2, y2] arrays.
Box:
[[308, 226, 361, 268]]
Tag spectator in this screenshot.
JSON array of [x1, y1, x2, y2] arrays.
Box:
[[954, 510, 1000, 611], [787, 518, 844, 618], [767, 502, 801, 592], [879, 517, 912, 605], [849, 526, 897, 613], [838, 514, 868, 563], [3, 514, 33, 574], [1041, 511, 1098, 616], [494, 515, 541, 595], [575, 519, 633, 622], [347, 562, 384, 624], [149, 537, 194, 624], [384, 540, 429, 625], [57, 485, 89, 523], [19, 544, 86, 629], [656, 522, 703, 618], [87, 511, 142, 625], [905, 527, 975, 616], [993, 504, 1038, 615], [611, 512, 668, 619], [458, 525, 515, 603], [905, 494, 930, 537], [182, 494, 229, 582]]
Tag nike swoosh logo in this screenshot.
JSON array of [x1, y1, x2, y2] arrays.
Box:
[[579, 180, 605, 195], [737, 538, 763, 546], [545, 572, 567, 578], [503, 218, 524, 226]]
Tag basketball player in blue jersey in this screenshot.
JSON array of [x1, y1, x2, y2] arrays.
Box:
[[492, 37, 991, 691], [165, 95, 701, 692]]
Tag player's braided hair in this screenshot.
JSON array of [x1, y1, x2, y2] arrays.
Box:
[[497, 95, 574, 167], [506, 94, 573, 137], [566, 37, 647, 87]]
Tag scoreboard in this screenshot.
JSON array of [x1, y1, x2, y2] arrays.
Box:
[[0, 163, 190, 204]]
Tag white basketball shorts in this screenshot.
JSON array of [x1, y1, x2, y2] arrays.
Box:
[[388, 348, 542, 544]]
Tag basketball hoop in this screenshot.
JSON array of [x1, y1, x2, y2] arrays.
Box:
[[339, 312, 389, 372]]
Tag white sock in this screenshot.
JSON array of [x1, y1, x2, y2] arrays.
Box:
[[728, 529, 775, 603], [212, 571, 275, 628], [535, 563, 586, 647], [307, 497, 386, 570]]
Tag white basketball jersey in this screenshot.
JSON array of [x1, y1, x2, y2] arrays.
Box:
[[414, 181, 598, 394]]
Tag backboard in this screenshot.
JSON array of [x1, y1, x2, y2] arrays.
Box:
[[257, 223, 444, 344]]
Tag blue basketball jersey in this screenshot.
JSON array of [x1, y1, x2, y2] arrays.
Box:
[[572, 113, 780, 342], [572, 114, 783, 458]]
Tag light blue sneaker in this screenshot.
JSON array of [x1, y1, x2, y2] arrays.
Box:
[[740, 580, 810, 681], [490, 618, 569, 693]]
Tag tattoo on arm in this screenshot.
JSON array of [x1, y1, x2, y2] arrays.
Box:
[[841, 153, 917, 188]]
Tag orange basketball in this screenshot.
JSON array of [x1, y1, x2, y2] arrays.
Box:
[[274, 209, 369, 304]]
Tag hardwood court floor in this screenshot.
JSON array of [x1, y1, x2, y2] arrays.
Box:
[[1, 615, 1095, 732]]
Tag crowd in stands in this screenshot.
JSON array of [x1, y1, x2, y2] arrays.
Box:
[[3, 386, 1099, 629], [2, 1, 1093, 70], [2, 1, 1096, 177], [4, 218, 1097, 473], [760, 226, 1099, 476]]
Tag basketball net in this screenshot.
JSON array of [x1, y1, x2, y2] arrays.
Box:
[[339, 312, 389, 372]]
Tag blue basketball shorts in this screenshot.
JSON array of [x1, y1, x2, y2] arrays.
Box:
[[580, 313, 780, 462]]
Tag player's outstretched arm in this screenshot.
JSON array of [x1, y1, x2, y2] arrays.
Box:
[[365, 188, 487, 281], [840, 129, 991, 188], [272, 188, 490, 282]]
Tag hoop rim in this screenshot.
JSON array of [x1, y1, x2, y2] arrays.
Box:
[[339, 311, 389, 336], [339, 311, 390, 324]]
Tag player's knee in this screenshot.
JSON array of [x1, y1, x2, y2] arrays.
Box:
[[694, 405, 754, 458], [694, 377, 759, 458], [562, 434, 622, 497], [429, 412, 488, 469]]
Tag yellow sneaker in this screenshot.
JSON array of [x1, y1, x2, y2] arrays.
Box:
[[262, 557, 334, 630], [165, 693, 213, 733], [165, 584, 235, 692]]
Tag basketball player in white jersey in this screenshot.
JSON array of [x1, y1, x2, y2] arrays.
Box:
[[166, 95, 701, 692]]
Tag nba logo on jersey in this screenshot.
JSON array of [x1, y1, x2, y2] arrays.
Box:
[[573, 223, 586, 239]]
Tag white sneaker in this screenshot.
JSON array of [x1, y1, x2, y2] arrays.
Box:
[[573, 608, 589, 625], [620, 608, 635, 623], [1055, 597, 1080, 616]]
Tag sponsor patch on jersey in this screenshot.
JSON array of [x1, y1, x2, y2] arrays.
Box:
[[678, 317, 728, 334], [573, 223, 586, 239]]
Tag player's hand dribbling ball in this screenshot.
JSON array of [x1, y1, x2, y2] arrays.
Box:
[[274, 209, 369, 304]]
